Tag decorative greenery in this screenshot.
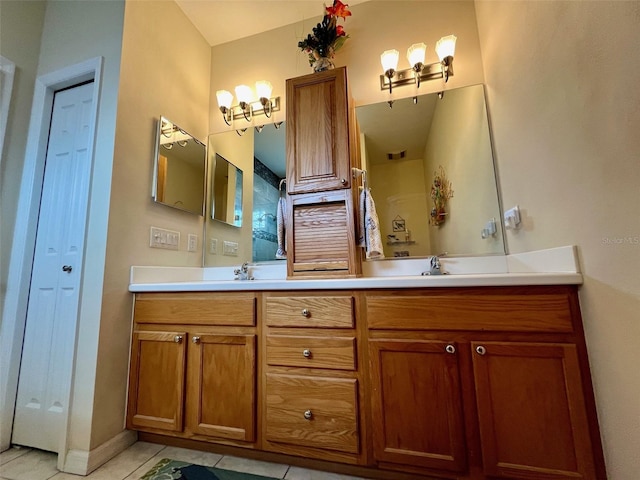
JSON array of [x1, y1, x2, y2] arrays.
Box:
[[430, 165, 454, 226], [298, 0, 351, 67]]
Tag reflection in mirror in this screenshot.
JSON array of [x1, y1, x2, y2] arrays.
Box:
[[252, 124, 286, 262], [212, 154, 243, 227], [356, 84, 504, 258], [152, 117, 206, 216]]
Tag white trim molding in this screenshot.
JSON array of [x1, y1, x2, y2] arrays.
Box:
[[0, 55, 16, 166], [62, 430, 137, 475]]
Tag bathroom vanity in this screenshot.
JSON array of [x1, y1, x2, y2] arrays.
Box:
[[127, 252, 606, 480]]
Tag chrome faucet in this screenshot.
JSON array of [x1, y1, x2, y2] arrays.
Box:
[[234, 262, 253, 281], [422, 253, 447, 276]]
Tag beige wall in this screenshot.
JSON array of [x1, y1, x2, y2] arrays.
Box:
[[95, 0, 210, 448], [210, 0, 484, 127], [475, 2, 640, 478], [0, 0, 46, 323]]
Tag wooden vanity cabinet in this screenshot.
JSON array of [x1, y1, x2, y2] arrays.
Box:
[[261, 292, 365, 465], [127, 292, 258, 446], [365, 286, 605, 480], [286, 67, 352, 194], [285, 67, 362, 278]]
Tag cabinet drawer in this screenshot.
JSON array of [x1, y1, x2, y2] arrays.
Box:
[[266, 335, 356, 371], [134, 292, 256, 326], [366, 291, 574, 333], [265, 374, 359, 453], [265, 295, 354, 328]]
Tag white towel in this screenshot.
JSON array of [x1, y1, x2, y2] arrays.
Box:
[[358, 188, 384, 259], [275, 197, 287, 259]]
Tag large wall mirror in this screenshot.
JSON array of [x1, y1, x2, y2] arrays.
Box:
[[203, 84, 504, 266], [205, 124, 285, 266], [204, 122, 285, 267], [152, 116, 206, 216], [356, 84, 505, 258]]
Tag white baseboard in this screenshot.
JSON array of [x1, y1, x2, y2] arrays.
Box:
[[62, 429, 137, 475]]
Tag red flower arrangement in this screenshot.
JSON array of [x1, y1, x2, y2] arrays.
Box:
[[298, 0, 351, 70]]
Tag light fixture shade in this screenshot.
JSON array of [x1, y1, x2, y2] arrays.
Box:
[[255, 81, 272, 100], [235, 85, 253, 104], [216, 90, 233, 109], [435, 35, 457, 61], [380, 49, 400, 72], [407, 43, 427, 68]]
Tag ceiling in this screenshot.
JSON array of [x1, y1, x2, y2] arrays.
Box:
[[175, 0, 367, 47]]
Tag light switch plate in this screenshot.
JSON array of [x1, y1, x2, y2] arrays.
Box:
[[223, 240, 239, 256], [150, 226, 180, 250], [188, 234, 198, 252]]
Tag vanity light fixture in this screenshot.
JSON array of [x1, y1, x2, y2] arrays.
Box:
[[380, 49, 400, 94], [216, 89, 234, 126], [380, 35, 456, 92], [216, 82, 281, 126], [235, 84, 253, 122], [159, 119, 191, 149], [255, 81, 273, 118]]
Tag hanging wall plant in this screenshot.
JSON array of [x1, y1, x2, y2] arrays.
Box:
[[429, 165, 454, 226]]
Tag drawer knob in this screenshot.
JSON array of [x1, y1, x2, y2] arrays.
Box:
[[174, 335, 183, 343], [192, 336, 201, 344], [476, 345, 487, 355], [302, 349, 312, 358], [445, 344, 456, 354], [301, 308, 310, 318], [303, 410, 313, 420]]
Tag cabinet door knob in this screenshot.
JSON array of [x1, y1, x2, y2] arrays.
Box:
[[445, 344, 456, 354], [192, 336, 201, 344], [301, 308, 310, 318], [303, 410, 313, 420], [475, 345, 487, 355], [340, 178, 347, 185], [174, 335, 183, 343], [62, 265, 73, 273], [303, 349, 312, 358]]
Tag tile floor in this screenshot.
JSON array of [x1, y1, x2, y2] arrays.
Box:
[[0, 441, 372, 480]]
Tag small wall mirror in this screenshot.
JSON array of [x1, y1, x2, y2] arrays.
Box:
[[152, 116, 206, 216], [211, 153, 243, 227]]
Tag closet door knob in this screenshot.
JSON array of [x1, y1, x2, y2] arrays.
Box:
[[301, 308, 310, 318], [445, 344, 456, 354], [476, 345, 487, 355], [303, 349, 312, 358]]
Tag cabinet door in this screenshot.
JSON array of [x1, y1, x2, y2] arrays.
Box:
[[472, 342, 596, 479], [127, 330, 186, 432], [287, 190, 359, 276], [286, 67, 351, 194], [369, 339, 466, 472], [188, 334, 256, 442]]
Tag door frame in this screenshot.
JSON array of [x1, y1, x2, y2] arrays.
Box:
[[0, 57, 103, 458]]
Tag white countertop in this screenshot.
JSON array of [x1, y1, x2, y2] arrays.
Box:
[[129, 246, 583, 292]]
